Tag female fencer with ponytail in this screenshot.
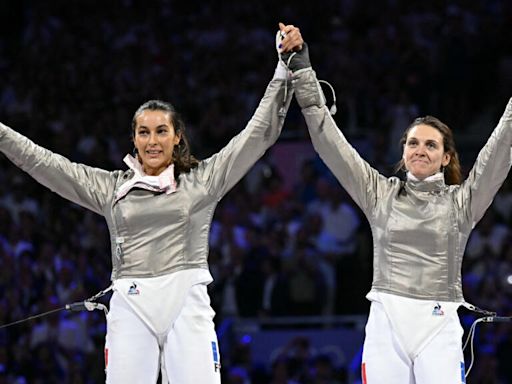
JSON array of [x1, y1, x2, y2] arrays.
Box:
[[0, 24, 304, 383], [278, 23, 512, 383]]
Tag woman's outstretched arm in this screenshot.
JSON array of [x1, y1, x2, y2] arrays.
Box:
[[0, 122, 119, 215]]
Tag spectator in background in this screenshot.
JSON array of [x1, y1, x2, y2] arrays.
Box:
[[465, 209, 509, 260], [294, 158, 320, 205], [311, 354, 344, 384]]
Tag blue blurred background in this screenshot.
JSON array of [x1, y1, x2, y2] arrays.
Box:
[[1, 1, 512, 383]]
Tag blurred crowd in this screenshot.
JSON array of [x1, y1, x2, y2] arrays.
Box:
[[1, 0, 512, 383]]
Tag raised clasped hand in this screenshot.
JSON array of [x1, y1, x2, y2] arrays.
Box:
[[278, 22, 304, 53]]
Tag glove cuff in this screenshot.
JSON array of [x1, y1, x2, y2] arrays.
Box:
[[280, 42, 311, 73]]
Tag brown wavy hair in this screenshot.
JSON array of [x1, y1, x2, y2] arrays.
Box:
[[131, 100, 199, 179], [396, 116, 462, 185]]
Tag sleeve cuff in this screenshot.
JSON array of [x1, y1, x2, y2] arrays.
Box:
[[273, 61, 290, 80]]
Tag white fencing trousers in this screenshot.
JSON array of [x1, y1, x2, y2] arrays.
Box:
[[362, 301, 466, 384], [105, 282, 221, 383]]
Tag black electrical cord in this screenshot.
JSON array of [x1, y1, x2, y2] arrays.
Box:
[[0, 286, 112, 330]]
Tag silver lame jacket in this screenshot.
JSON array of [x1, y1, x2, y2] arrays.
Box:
[[0, 78, 293, 280], [294, 68, 512, 302]]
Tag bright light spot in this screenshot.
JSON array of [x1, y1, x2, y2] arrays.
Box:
[[241, 334, 252, 344]]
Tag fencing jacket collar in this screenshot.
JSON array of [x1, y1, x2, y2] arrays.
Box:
[[115, 154, 177, 202], [405, 171, 447, 194]]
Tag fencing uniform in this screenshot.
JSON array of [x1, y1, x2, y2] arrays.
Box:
[[293, 67, 512, 383], [0, 65, 293, 383]]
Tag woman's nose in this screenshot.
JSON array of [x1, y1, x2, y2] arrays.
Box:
[[415, 145, 427, 155], [148, 132, 157, 144]]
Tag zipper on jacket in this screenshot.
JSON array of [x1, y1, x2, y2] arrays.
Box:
[[115, 236, 124, 260]]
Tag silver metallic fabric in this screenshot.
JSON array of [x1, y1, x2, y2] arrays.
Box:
[[0, 77, 293, 280], [295, 68, 512, 301]]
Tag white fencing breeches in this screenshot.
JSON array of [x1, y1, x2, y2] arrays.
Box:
[[362, 301, 466, 384], [105, 283, 221, 384]]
